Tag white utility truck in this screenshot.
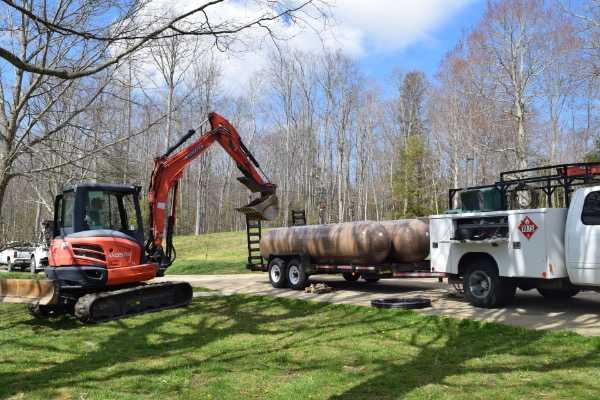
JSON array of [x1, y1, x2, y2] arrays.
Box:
[[0, 243, 34, 271], [431, 163, 600, 307]]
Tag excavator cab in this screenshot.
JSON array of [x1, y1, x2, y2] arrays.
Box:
[[47, 183, 154, 291], [53, 184, 144, 246]]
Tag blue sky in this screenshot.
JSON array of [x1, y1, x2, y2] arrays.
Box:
[[152, 1, 489, 96], [357, 1, 486, 88]]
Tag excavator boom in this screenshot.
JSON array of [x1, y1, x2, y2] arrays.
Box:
[[146, 112, 278, 271]]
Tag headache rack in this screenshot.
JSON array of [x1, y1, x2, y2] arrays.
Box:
[[449, 162, 600, 211]]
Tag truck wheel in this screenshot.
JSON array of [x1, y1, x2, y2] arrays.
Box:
[[463, 261, 516, 308], [287, 259, 309, 290], [268, 258, 288, 288], [7, 258, 12, 272], [30, 256, 37, 274], [537, 288, 580, 299], [342, 272, 360, 282]]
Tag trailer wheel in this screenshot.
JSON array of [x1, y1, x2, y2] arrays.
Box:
[[287, 259, 309, 290], [463, 261, 516, 308], [268, 258, 288, 288], [537, 288, 580, 299], [342, 272, 360, 282], [30, 256, 37, 274]]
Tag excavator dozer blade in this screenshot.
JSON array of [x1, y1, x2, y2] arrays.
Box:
[[237, 194, 279, 221], [0, 279, 57, 305]]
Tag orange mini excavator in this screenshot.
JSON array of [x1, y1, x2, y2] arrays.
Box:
[[0, 112, 278, 323]]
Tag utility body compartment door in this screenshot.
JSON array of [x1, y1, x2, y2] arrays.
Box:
[[566, 186, 600, 285]]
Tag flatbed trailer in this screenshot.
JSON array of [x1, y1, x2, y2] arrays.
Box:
[[245, 211, 443, 290], [250, 258, 442, 280]]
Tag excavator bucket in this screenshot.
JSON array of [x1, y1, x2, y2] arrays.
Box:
[[0, 279, 57, 305], [237, 194, 279, 221]]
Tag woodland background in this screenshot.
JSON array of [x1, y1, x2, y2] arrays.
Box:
[[1, 0, 599, 241]]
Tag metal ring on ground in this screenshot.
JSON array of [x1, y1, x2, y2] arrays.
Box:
[[371, 298, 432, 309]]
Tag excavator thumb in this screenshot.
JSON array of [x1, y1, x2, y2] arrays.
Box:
[[0, 279, 57, 305], [237, 193, 279, 221]]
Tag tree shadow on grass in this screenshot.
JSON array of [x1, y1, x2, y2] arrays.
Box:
[[2, 296, 600, 399], [0, 295, 399, 398], [330, 313, 600, 399]]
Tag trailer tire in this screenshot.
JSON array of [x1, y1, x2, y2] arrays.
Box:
[[371, 298, 432, 309], [287, 259, 309, 290], [342, 272, 360, 282], [537, 288, 580, 299], [268, 258, 288, 288], [463, 260, 516, 308]]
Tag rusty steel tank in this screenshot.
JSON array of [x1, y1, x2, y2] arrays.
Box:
[[260, 221, 391, 265], [379, 219, 430, 263]]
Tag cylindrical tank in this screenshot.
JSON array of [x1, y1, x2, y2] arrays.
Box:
[[260, 221, 391, 265], [379, 219, 429, 263]]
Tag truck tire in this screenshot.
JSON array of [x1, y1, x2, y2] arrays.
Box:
[[342, 272, 360, 282], [463, 261, 516, 308], [287, 259, 309, 290], [30, 256, 37, 274], [537, 288, 580, 299], [268, 258, 288, 288]]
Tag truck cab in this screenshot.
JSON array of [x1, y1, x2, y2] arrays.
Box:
[[566, 186, 600, 286], [432, 163, 600, 308]]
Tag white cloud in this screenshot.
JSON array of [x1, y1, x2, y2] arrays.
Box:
[[137, 0, 476, 96], [332, 0, 475, 53]]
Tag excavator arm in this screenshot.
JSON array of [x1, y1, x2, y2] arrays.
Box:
[[146, 112, 278, 273]]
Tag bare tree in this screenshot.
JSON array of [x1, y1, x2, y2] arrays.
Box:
[[0, 0, 326, 80], [468, 0, 549, 170]]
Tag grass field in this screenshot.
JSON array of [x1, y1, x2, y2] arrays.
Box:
[[1, 294, 599, 399], [0, 230, 253, 277], [167, 231, 254, 275]]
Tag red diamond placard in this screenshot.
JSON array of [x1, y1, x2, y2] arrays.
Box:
[[518, 216, 538, 239]]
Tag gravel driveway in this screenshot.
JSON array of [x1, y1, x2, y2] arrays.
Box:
[[157, 273, 600, 336]]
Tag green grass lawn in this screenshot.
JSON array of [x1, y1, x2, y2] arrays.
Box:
[[0, 271, 42, 279], [167, 230, 257, 275], [0, 231, 252, 277], [1, 294, 599, 400]]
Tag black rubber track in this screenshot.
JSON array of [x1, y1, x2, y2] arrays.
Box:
[[74, 281, 193, 323], [371, 298, 432, 310]]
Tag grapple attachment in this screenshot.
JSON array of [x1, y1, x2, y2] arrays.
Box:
[[237, 194, 279, 221], [0, 279, 57, 305]]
